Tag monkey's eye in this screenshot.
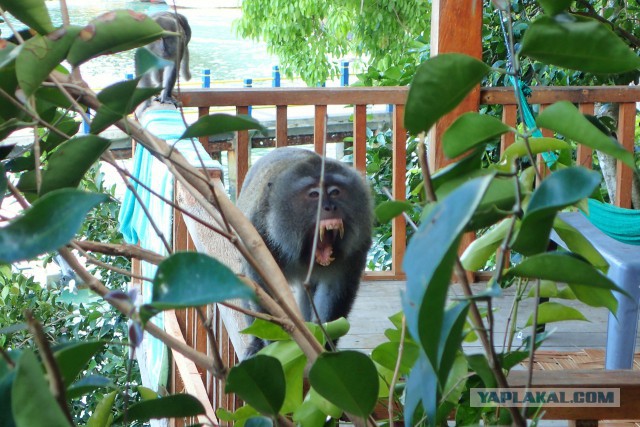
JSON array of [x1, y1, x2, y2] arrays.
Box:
[[328, 186, 340, 197], [308, 190, 320, 199]]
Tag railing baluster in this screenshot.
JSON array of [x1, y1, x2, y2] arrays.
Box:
[[314, 105, 327, 154], [197, 107, 210, 154], [616, 102, 635, 208], [353, 104, 367, 172], [235, 106, 250, 198], [578, 103, 595, 168], [501, 104, 517, 152], [275, 105, 288, 147], [392, 104, 407, 278]]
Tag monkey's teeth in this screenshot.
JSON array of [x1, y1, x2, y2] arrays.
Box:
[[339, 224, 344, 239], [319, 227, 325, 242]]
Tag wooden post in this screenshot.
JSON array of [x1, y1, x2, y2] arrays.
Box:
[[428, 0, 483, 171], [429, 0, 483, 282]]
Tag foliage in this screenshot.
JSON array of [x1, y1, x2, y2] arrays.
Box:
[[235, 0, 430, 86], [0, 0, 639, 426]]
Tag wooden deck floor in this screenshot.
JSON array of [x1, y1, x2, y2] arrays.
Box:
[[340, 280, 640, 355]]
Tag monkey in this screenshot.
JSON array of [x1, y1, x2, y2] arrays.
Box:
[[237, 147, 373, 356], [140, 11, 192, 106]]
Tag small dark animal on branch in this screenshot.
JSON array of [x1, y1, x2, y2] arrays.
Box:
[[237, 147, 373, 356], [140, 11, 192, 106]]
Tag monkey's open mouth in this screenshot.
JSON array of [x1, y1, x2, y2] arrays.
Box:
[[315, 218, 344, 266]]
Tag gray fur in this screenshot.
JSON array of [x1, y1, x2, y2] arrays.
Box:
[[237, 147, 373, 355], [141, 12, 192, 105]]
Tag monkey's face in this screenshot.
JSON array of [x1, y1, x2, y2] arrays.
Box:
[[267, 159, 372, 269]]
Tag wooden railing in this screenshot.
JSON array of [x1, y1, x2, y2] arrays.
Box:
[[179, 87, 410, 280], [168, 85, 640, 426]]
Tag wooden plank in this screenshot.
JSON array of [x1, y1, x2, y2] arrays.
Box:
[[577, 103, 594, 168], [481, 85, 640, 105], [501, 104, 517, 152], [164, 310, 217, 424], [508, 370, 640, 421], [353, 104, 367, 173], [179, 87, 409, 107], [235, 106, 250, 198], [392, 104, 407, 278], [177, 86, 640, 110], [275, 105, 288, 147], [616, 102, 635, 208], [314, 105, 327, 155]]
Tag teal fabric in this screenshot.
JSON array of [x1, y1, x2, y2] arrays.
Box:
[[583, 198, 640, 246], [117, 108, 221, 393], [508, 76, 558, 168]]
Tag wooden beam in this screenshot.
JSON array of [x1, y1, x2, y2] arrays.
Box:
[[509, 370, 640, 421], [235, 106, 250, 198], [314, 105, 327, 155], [353, 104, 367, 173], [164, 310, 217, 424], [616, 102, 635, 208], [392, 105, 407, 278], [428, 0, 483, 171], [275, 105, 288, 147]]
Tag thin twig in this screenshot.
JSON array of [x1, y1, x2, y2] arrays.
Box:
[[70, 242, 152, 282], [388, 315, 406, 427], [195, 308, 227, 378], [25, 310, 74, 425], [72, 240, 165, 265]]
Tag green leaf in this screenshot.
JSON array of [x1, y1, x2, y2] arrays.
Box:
[[520, 15, 640, 74], [374, 200, 413, 223], [241, 318, 290, 341], [180, 114, 266, 139], [143, 252, 253, 320], [66, 375, 115, 400], [371, 340, 420, 375], [404, 175, 493, 370], [512, 167, 601, 256], [12, 349, 72, 427], [525, 301, 588, 326], [17, 135, 111, 195], [54, 341, 105, 387], [538, 0, 573, 15], [498, 137, 571, 170], [404, 53, 490, 134], [113, 394, 205, 424], [438, 302, 470, 386], [0, 189, 107, 263], [442, 113, 511, 159], [432, 148, 484, 194], [15, 27, 81, 97], [67, 10, 166, 66], [226, 355, 285, 416], [0, 370, 16, 427], [259, 341, 306, 414], [536, 101, 636, 169], [553, 216, 608, 271], [137, 386, 159, 400], [91, 79, 159, 133], [86, 390, 116, 427], [134, 47, 172, 77], [506, 252, 628, 299], [568, 283, 617, 313], [461, 219, 511, 271], [0, 0, 55, 35], [309, 351, 378, 418]]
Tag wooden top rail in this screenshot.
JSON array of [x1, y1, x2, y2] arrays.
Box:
[[179, 87, 409, 107], [179, 85, 640, 109]]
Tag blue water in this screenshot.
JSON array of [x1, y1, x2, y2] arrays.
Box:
[[0, 0, 276, 88]]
